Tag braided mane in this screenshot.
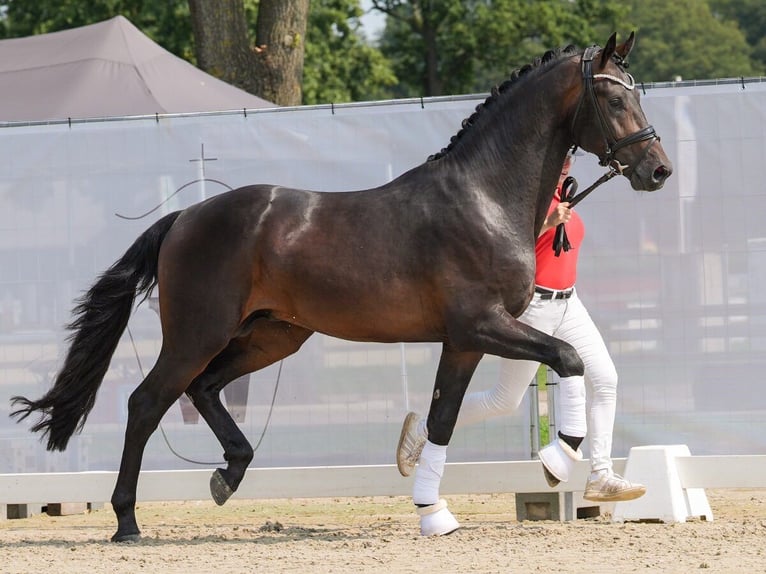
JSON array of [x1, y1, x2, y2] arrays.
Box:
[[427, 44, 581, 162]]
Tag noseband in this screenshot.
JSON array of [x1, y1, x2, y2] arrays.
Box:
[[571, 45, 659, 169]]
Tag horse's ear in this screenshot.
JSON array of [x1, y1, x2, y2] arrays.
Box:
[[600, 32, 617, 68], [616, 31, 636, 60]]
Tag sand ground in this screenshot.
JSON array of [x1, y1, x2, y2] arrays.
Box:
[[1, 489, 765, 573]]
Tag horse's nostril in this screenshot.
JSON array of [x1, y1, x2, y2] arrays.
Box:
[[653, 165, 671, 182]]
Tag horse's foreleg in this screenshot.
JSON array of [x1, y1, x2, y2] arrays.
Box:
[[413, 347, 482, 536], [186, 321, 313, 506], [448, 308, 587, 484], [110, 356, 203, 542], [425, 348, 484, 447], [450, 307, 585, 377]]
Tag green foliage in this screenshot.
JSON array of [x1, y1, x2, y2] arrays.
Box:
[[377, 0, 476, 97], [374, 0, 764, 96], [708, 0, 766, 73], [302, 0, 397, 104], [537, 366, 549, 444], [377, 0, 632, 97], [539, 414, 549, 445], [0, 0, 763, 103], [625, 0, 763, 82]]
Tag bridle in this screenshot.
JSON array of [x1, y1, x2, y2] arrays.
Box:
[[571, 45, 659, 171], [552, 45, 662, 254]]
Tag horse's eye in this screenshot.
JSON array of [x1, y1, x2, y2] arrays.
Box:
[[609, 97, 625, 111]]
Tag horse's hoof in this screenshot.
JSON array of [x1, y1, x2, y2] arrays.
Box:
[[210, 468, 234, 506], [416, 499, 460, 536], [543, 465, 561, 488], [538, 438, 582, 483], [111, 531, 141, 543]]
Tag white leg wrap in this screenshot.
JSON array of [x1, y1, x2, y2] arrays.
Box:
[[538, 437, 583, 483], [557, 375, 587, 437], [416, 499, 460, 536], [412, 440, 446, 505]]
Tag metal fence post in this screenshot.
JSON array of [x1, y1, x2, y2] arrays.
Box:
[[529, 379, 540, 459], [546, 366, 558, 446]]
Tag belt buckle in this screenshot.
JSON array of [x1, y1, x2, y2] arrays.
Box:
[[535, 286, 572, 300], [543, 288, 571, 299]]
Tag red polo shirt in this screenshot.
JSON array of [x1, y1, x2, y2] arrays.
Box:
[[534, 189, 584, 290]]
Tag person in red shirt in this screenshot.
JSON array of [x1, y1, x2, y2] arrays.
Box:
[[397, 151, 645, 532]]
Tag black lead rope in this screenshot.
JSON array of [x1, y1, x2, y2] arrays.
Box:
[[553, 176, 577, 256], [552, 165, 621, 256]]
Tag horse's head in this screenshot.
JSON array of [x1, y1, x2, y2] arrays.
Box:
[[570, 32, 672, 191]]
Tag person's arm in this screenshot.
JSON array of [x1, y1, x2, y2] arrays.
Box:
[[538, 202, 572, 237]]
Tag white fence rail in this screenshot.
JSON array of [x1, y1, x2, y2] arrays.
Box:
[[2, 454, 764, 507]]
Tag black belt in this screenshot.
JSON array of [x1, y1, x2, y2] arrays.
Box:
[[534, 286, 574, 300]]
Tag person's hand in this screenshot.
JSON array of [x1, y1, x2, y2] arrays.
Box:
[[545, 202, 572, 227]]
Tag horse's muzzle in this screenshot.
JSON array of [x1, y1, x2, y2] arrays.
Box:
[[630, 157, 673, 191]]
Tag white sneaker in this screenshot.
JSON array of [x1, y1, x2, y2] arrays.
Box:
[[396, 411, 426, 477], [583, 470, 646, 502]]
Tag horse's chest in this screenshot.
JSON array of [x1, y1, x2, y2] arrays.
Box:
[[492, 249, 536, 310]]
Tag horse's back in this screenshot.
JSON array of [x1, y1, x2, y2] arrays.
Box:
[[153, 184, 428, 337]]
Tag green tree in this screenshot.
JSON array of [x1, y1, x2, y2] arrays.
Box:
[[374, 0, 631, 98], [470, 0, 632, 91], [626, 0, 762, 82], [302, 0, 397, 104], [708, 0, 766, 73]]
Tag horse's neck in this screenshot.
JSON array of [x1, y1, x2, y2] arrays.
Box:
[[447, 85, 572, 233]]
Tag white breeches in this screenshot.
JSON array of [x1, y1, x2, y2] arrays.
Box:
[[457, 289, 618, 472]]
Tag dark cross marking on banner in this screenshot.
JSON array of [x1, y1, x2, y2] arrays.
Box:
[[115, 142, 233, 221], [189, 143, 218, 178]]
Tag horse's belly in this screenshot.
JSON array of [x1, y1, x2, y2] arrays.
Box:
[[273, 292, 445, 344]]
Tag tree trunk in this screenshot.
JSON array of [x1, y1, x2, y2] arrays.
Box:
[[188, 0, 254, 91], [390, 0, 442, 97], [253, 0, 310, 106], [422, 16, 442, 97], [188, 0, 309, 106]]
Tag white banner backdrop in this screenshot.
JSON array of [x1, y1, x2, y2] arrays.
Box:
[[1, 80, 765, 474]]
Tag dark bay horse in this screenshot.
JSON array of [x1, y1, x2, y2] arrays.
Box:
[[11, 32, 671, 542]]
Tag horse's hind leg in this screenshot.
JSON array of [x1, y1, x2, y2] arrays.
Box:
[[186, 320, 313, 505], [111, 353, 210, 542], [187, 361, 253, 506]]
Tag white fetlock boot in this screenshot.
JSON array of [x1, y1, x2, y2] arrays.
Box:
[[416, 499, 460, 536], [538, 437, 582, 483]]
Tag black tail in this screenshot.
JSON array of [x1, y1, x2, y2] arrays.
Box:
[[10, 211, 183, 451]]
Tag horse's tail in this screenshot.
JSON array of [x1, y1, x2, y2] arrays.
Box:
[[10, 210, 183, 451]]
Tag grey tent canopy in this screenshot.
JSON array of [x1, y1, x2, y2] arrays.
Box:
[[0, 15, 275, 122]]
